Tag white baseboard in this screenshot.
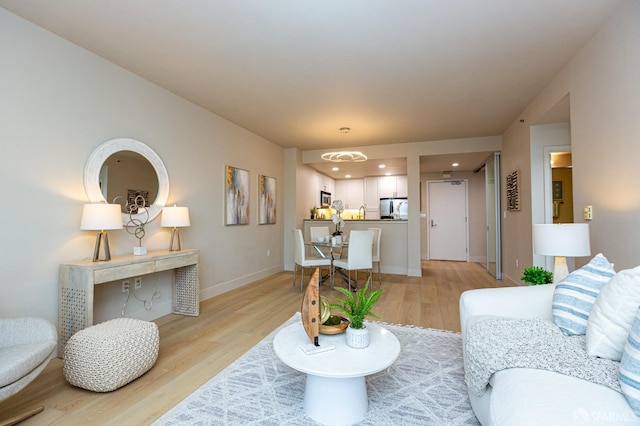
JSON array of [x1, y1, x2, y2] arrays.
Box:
[[200, 265, 282, 301]]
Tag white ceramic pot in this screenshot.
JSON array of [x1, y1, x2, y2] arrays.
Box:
[[346, 325, 369, 349]]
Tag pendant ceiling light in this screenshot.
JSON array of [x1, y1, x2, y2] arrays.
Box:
[[321, 128, 368, 162]]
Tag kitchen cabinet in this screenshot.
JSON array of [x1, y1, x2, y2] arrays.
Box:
[[364, 177, 380, 219], [347, 179, 364, 208], [334, 180, 347, 204], [364, 177, 379, 208], [378, 175, 407, 198], [334, 179, 364, 209], [378, 176, 394, 198], [395, 175, 408, 197]]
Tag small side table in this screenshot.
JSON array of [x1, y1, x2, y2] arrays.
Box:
[[273, 322, 400, 425]]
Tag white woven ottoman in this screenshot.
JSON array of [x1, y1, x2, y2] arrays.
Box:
[[63, 318, 159, 392]]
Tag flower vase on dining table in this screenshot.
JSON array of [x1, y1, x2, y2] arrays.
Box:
[[331, 199, 345, 240]]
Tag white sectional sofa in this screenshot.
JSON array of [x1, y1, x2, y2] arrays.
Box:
[[459, 284, 638, 426]]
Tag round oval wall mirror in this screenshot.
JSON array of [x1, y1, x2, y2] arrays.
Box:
[[84, 138, 169, 223]]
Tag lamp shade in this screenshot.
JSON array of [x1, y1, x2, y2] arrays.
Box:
[[161, 206, 190, 227], [533, 223, 591, 257], [80, 203, 123, 230]]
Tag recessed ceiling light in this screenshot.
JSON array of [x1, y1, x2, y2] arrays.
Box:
[[452, 162, 459, 167], [385, 172, 391, 176], [378, 164, 386, 169], [345, 174, 351, 178], [332, 167, 339, 171]]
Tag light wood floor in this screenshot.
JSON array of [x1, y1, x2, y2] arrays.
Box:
[[1, 261, 511, 425]]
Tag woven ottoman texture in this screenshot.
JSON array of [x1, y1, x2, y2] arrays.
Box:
[[63, 318, 159, 392]]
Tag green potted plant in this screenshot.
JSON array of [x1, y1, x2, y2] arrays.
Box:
[[520, 266, 553, 285], [310, 206, 318, 219], [329, 278, 383, 348]]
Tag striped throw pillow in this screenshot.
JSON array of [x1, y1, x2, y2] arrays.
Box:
[[551, 253, 615, 335], [620, 308, 640, 416]]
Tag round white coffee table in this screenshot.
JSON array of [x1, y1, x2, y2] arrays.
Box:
[[273, 322, 401, 425]]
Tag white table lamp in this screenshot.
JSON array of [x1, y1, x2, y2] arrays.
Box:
[[533, 223, 591, 283], [80, 203, 123, 262], [161, 205, 190, 251]]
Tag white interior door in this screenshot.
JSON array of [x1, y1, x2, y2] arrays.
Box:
[[428, 180, 468, 261]]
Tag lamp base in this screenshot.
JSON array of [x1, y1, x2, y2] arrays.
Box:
[[552, 256, 569, 283], [169, 228, 182, 251], [92, 231, 112, 262], [133, 246, 147, 256]]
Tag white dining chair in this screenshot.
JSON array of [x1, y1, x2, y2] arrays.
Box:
[[293, 228, 331, 292], [333, 230, 373, 292], [369, 227, 382, 287]]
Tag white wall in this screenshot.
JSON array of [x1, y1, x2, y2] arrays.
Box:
[[0, 9, 284, 325], [501, 0, 640, 282]]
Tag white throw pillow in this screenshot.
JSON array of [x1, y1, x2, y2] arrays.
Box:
[[586, 266, 640, 361], [619, 307, 640, 416], [551, 253, 615, 335]]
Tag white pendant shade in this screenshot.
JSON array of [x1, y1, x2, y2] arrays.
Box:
[[80, 203, 123, 230], [161, 206, 191, 227]]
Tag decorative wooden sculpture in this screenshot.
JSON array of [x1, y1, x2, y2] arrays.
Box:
[[301, 268, 320, 346]]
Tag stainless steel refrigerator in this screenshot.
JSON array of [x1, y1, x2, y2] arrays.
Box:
[[380, 197, 408, 219]]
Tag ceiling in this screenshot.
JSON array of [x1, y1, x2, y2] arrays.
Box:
[[0, 1, 620, 176]]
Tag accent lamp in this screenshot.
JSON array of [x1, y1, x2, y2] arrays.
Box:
[[161, 205, 190, 251], [533, 223, 591, 283], [80, 203, 123, 262]]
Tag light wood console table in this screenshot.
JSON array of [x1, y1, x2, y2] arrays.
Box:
[[59, 249, 199, 356]]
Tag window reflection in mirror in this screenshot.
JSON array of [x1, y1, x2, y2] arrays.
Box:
[[99, 151, 159, 213]]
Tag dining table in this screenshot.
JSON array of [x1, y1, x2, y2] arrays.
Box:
[[306, 239, 354, 289]]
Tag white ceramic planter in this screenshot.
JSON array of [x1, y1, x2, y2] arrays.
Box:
[[346, 325, 369, 349]]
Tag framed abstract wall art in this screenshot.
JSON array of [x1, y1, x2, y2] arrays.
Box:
[[258, 174, 276, 224], [506, 169, 521, 211], [225, 165, 250, 225]]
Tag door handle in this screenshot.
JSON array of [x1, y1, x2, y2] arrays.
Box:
[[431, 219, 437, 228]]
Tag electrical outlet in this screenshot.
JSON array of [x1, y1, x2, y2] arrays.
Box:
[[134, 277, 142, 289], [122, 280, 130, 293], [515, 258, 519, 268], [267, 249, 271, 257]]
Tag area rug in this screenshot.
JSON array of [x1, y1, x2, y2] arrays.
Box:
[[153, 313, 479, 425]]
